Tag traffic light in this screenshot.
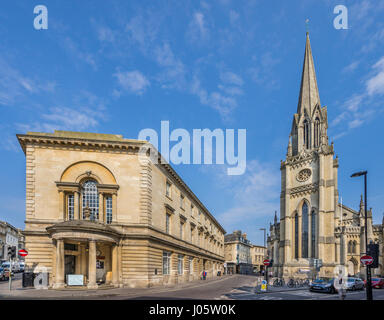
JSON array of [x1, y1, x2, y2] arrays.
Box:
[[269, 259, 273, 267], [10, 246, 16, 259], [367, 243, 379, 268], [7, 246, 12, 258]]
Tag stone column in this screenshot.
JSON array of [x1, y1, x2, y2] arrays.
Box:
[[112, 193, 117, 222], [80, 244, 87, 282], [112, 244, 119, 287], [74, 191, 80, 220], [88, 240, 98, 289], [53, 239, 65, 288], [99, 193, 104, 223], [59, 190, 65, 221]]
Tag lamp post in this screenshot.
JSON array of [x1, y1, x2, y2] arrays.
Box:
[[260, 228, 267, 281], [351, 170, 373, 301]]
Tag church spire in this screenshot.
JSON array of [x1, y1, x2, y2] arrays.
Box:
[[297, 32, 321, 116]]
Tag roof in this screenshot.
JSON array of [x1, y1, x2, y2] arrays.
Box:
[[297, 32, 321, 116]]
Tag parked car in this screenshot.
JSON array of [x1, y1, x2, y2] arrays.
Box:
[[346, 277, 365, 291], [364, 278, 384, 289], [0, 267, 13, 281], [19, 262, 25, 272], [1, 261, 19, 272], [309, 278, 336, 293]]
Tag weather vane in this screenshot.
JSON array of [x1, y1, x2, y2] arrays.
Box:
[[305, 18, 310, 34]]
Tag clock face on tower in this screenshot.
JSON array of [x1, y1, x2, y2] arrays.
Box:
[[296, 168, 312, 182]]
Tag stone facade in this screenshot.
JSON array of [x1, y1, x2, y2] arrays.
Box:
[[250, 244, 266, 273], [224, 230, 253, 274], [17, 130, 225, 289], [0, 221, 24, 261], [267, 33, 384, 280]]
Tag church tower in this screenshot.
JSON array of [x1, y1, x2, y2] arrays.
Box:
[[278, 33, 339, 277]]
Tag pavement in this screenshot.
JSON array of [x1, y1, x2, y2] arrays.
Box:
[[0, 273, 244, 300], [2, 273, 384, 300]]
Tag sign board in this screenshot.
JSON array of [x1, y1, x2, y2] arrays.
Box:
[[18, 249, 28, 257], [263, 259, 270, 266], [360, 255, 373, 266], [260, 280, 267, 292], [67, 274, 84, 286], [223, 263, 227, 268]]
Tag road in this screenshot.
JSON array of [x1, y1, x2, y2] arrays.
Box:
[[1, 274, 384, 300]]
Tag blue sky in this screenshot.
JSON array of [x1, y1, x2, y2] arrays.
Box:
[[1, 0, 384, 246]]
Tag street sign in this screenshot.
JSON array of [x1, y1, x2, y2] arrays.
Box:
[[18, 249, 28, 257], [260, 280, 267, 292], [360, 255, 373, 266], [263, 259, 270, 266]]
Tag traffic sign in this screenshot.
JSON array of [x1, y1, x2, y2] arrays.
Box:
[[18, 249, 28, 257], [360, 255, 373, 266], [263, 259, 270, 266]]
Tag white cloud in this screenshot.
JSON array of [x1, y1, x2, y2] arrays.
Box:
[[216, 159, 280, 227], [220, 71, 244, 86], [114, 70, 150, 95], [0, 57, 56, 106], [332, 56, 384, 137], [187, 12, 209, 43], [62, 37, 97, 70], [367, 56, 384, 95], [191, 76, 237, 118]]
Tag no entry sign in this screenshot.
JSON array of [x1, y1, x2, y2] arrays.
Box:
[[18, 249, 28, 257], [360, 255, 373, 266], [263, 259, 270, 266]]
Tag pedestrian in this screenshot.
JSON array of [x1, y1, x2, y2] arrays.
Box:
[[334, 271, 347, 300]]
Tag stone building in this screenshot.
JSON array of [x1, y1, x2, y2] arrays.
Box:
[[224, 230, 253, 274], [0, 220, 21, 261], [250, 244, 266, 273], [267, 33, 383, 279], [17, 130, 225, 289]]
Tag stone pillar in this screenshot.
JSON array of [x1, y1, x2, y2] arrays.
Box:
[[88, 240, 98, 289], [53, 239, 65, 288], [112, 193, 117, 222], [80, 244, 87, 281], [59, 190, 65, 221], [99, 193, 104, 223], [74, 191, 80, 220], [112, 244, 119, 287]]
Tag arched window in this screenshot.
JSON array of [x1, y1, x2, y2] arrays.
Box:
[[295, 213, 299, 259], [82, 180, 99, 220], [302, 202, 309, 258], [303, 119, 310, 149], [352, 241, 357, 254], [348, 241, 352, 254], [311, 210, 316, 258], [314, 118, 320, 147]]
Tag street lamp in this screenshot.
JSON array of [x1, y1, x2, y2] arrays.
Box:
[[351, 170, 373, 301], [259, 228, 266, 253]]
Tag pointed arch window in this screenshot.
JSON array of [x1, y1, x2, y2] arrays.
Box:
[[82, 180, 99, 220], [311, 210, 316, 258], [352, 241, 357, 254], [314, 118, 320, 148], [294, 213, 299, 259], [303, 119, 310, 149], [348, 241, 352, 254], [302, 202, 309, 258]]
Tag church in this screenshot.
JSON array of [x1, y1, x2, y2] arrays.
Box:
[[267, 33, 383, 279]]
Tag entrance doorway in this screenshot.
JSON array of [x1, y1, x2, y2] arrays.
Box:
[[64, 255, 76, 283]]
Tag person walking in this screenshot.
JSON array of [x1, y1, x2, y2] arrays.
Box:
[[334, 270, 347, 300]]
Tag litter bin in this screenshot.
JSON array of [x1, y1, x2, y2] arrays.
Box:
[[22, 272, 35, 287]]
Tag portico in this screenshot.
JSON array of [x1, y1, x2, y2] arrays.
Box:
[[46, 220, 121, 289]]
